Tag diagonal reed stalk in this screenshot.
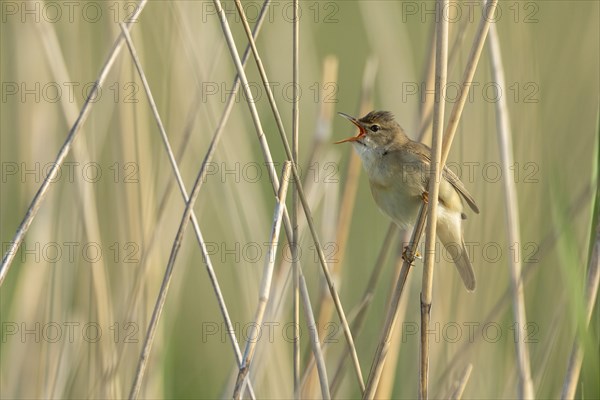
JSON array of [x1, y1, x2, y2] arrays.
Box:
[[2, 2, 597, 399], [420, 2, 449, 399], [440, 0, 496, 165], [362, 1, 498, 398], [232, 162, 292, 399], [0, 0, 148, 286], [419, 15, 470, 143], [117, 23, 259, 400], [230, 0, 365, 393], [488, 20, 535, 399]]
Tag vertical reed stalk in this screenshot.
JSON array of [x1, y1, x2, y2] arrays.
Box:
[[488, 19, 535, 399], [420, 1, 449, 398]]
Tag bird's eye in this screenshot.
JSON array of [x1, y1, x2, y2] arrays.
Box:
[[370, 125, 380, 132]]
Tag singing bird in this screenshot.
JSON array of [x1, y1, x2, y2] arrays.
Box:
[[336, 111, 479, 291]]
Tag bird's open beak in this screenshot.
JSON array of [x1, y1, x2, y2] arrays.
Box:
[[334, 112, 366, 144]]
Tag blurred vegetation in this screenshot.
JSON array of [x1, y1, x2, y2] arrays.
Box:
[[1, 1, 598, 399]]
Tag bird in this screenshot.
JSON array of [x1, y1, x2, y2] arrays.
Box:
[[335, 110, 479, 291]]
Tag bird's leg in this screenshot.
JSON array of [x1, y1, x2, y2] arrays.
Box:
[[401, 191, 429, 264]]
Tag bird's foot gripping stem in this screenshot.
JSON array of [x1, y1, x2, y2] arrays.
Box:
[[402, 246, 422, 265]]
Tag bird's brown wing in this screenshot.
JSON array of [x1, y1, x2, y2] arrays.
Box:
[[441, 164, 479, 213], [404, 141, 480, 214]]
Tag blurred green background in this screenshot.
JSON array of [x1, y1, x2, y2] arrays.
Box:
[[1, 1, 598, 399]]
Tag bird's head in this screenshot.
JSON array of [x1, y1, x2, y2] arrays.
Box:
[[335, 110, 406, 149]]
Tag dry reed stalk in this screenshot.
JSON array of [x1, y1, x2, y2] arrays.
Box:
[[420, 1, 449, 398], [488, 20, 535, 399]]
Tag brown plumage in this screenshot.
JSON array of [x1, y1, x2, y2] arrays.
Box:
[[336, 110, 479, 291]]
